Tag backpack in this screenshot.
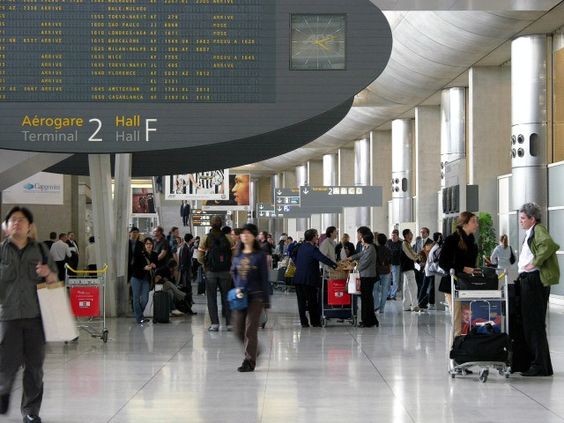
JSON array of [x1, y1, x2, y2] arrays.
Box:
[[205, 231, 232, 272], [376, 245, 391, 274]]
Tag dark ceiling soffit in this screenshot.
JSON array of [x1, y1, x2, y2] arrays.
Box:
[[46, 98, 354, 177]]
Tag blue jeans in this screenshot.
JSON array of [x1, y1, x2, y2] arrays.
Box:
[[374, 273, 392, 312], [131, 276, 150, 323], [389, 265, 401, 298]]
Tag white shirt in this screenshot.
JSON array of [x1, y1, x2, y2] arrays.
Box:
[[85, 243, 96, 266], [50, 240, 71, 261], [518, 226, 537, 274]]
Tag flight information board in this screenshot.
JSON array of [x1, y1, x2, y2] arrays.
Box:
[[0, 0, 275, 103]]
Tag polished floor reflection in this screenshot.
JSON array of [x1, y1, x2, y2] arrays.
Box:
[[4, 293, 564, 423]]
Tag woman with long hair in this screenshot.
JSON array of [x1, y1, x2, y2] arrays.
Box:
[[438, 212, 479, 335], [230, 224, 271, 372], [348, 232, 379, 327]]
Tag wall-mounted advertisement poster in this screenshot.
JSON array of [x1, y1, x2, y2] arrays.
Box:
[[132, 187, 156, 216], [165, 170, 229, 200], [202, 173, 250, 211], [2, 172, 64, 205]]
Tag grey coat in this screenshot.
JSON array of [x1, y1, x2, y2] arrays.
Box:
[[350, 244, 378, 278]]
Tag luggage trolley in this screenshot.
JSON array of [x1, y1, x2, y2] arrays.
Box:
[[65, 264, 109, 343], [321, 269, 357, 327], [448, 268, 511, 383]]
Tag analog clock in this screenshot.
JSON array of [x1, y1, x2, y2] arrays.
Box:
[[291, 14, 346, 70]]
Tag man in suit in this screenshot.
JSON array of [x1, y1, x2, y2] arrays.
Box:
[[293, 229, 338, 327]]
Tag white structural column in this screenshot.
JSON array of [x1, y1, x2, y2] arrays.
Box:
[[113, 154, 132, 316], [295, 164, 309, 232], [414, 106, 441, 232], [391, 119, 414, 227], [370, 130, 392, 233], [308, 160, 323, 231], [248, 177, 258, 224], [440, 87, 466, 187], [88, 154, 118, 316], [321, 153, 338, 230], [338, 148, 355, 237], [354, 138, 371, 227], [468, 66, 512, 221], [511, 35, 549, 213]]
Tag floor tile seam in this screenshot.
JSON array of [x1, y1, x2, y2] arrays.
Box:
[[105, 334, 195, 423], [346, 325, 418, 423], [509, 384, 564, 421], [259, 321, 276, 423]]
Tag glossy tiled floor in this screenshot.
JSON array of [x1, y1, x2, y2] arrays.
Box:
[[4, 293, 564, 423]]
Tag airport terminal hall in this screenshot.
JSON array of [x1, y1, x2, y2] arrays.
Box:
[[2, 0, 564, 422]]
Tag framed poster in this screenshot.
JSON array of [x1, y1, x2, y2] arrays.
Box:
[[165, 169, 229, 200], [132, 187, 156, 216], [202, 173, 250, 211]]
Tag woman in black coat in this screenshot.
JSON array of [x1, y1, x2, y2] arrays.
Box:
[[438, 211, 479, 336]]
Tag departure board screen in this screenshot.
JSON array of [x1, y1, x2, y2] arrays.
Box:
[[0, 0, 275, 103]]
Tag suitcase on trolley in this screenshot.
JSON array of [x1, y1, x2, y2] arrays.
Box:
[[153, 290, 170, 323], [450, 329, 511, 364]]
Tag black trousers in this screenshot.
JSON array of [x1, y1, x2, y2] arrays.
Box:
[[418, 275, 435, 307], [0, 318, 45, 417], [295, 285, 320, 326], [520, 271, 553, 375], [360, 277, 378, 326]]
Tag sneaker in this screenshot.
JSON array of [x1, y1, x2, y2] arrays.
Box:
[[237, 359, 255, 372], [412, 306, 421, 312], [208, 324, 219, 332], [428, 304, 436, 310], [171, 309, 184, 316], [23, 415, 42, 423], [0, 393, 10, 414]]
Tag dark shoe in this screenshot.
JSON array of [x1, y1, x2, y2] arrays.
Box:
[[358, 322, 375, 328], [0, 393, 9, 414], [23, 415, 42, 423], [237, 359, 255, 372], [521, 367, 549, 377], [187, 310, 197, 315], [375, 318, 380, 328], [301, 324, 310, 328]]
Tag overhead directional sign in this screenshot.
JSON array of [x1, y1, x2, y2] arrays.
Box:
[[192, 210, 227, 227], [274, 188, 301, 207], [300, 186, 383, 207], [257, 203, 277, 219]]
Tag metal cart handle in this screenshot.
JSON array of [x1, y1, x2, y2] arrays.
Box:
[[64, 263, 109, 275]]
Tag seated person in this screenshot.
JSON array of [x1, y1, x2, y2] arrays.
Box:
[[154, 259, 191, 315]]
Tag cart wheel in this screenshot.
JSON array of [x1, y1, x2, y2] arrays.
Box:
[[451, 372, 456, 379], [505, 371, 511, 379], [479, 369, 489, 383], [321, 318, 326, 328], [102, 330, 109, 343], [260, 322, 266, 329]]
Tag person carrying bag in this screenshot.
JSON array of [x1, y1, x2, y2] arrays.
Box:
[[0, 206, 62, 423]]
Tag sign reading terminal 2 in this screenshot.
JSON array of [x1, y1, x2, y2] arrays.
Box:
[[20, 115, 157, 144]]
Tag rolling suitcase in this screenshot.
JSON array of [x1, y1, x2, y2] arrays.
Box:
[[153, 290, 170, 323]]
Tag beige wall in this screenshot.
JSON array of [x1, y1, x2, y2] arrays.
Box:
[[554, 47, 564, 163]]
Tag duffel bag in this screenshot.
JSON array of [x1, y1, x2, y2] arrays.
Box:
[[450, 331, 511, 364]]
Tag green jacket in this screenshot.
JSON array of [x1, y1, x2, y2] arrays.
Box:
[[528, 224, 560, 286]]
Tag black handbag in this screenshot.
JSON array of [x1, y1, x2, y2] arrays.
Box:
[[450, 328, 511, 364], [509, 246, 516, 265], [456, 271, 498, 290]]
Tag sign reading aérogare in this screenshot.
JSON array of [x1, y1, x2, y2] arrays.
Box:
[[20, 114, 158, 144]]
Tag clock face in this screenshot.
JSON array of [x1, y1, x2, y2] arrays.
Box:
[[291, 14, 346, 70]]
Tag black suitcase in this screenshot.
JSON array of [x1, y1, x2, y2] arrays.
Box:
[[450, 331, 511, 364], [153, 291, 170, 323]]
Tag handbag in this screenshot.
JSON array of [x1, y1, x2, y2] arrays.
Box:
[[509, 246, 516, 265], [284, 260, 296, 278], [456, 272, 499, 290], [347, 271, 361, 294], [37, 282, 79, 342], [227, 288, 248, 311]]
